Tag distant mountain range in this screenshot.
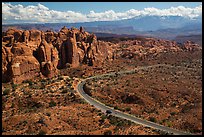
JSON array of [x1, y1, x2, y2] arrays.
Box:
[[2, 15, 202, 42]]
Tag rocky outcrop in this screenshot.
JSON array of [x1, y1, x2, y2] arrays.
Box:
[[114, 38, 201, 60], [2, 27, 114, 84], [37, 39, 59, 77], [3, 43, 41, 84], [2, 46, 13, 82], [3, 27, 199, 84], [56, 27, 114, 68], [182, 41, 201, 51]]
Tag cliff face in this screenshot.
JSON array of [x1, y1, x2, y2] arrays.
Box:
[[2, 26, 114, 83]]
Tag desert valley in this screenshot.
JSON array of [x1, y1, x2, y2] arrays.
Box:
[[2, 2, 202, 135]]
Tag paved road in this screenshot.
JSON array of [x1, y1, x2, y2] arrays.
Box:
[[76, 64, 193, 135]]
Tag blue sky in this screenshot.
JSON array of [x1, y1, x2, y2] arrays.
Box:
[[5, 2, 201, 13], [2, 2, 202, 24]]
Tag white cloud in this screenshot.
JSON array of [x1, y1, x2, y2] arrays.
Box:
[[2, 2, 202, 24]]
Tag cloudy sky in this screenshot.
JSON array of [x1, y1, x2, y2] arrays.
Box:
[[2, 2, 202, 24]]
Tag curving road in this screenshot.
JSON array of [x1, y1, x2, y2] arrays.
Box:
[[76, 64, 193, 135]]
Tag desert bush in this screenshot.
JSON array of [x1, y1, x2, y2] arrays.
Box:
[[104, 130, 112, 135], [167, 121, 172, 127], [125, 107, 131, 111], [58, 76, 64, 80], [114, 106, 119, 110], [46, 112, 51, 116], [101, 115, 108, 120], [11, 103, 15, 108], [49, 100, 56, 107], [23, 80, 33, 86], [38, 130, 46, 135], [61, 89, 68, 94], [41, 79, 47, 83], [149, 117, 157, 123], [3, 88, 10, 96], [12, 83, 18, 91], [170, 112, 176, 116]]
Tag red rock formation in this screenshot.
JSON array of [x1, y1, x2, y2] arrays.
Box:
[[37, 39, 59, 77], [2, 46, 13, 82], [2, 27, 115, 83], [11, 56, 40, 84], [22, 30, 30, 43], [183, 40, 201, 51], [2, 42, 41, 84], [4, 26, 200, 84]]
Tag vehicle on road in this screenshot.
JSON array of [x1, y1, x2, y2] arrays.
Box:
[[106, 110, 112, 114]]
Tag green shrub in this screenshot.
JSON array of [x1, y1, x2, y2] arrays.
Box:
[[170, 112, 176, 116], [58, 76, 63, 80], [128, 120, 132, 126], [125, 107, 131, 111], [167, 121, 172, 127], [23, 80, 33, 86], [104, 130, 112, 135], [12, 83, 18, 91], [11, 103, 15, 108], [3, 88, 10, 96], [61, 89, 68, 94], [101, 115, 108, 120], [149, 117, 157, 123], [38, 130, 46, 135], [46, 112, 51, 117], [41, 79, 47, 83], [49, 100, 56, 107]]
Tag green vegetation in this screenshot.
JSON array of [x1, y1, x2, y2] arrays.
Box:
[[38, 130, 46, 135], [78, 98, 87, 104], [170, 112, 176, 116], [40, 79, 47, 83], [58, 76, 64, 80], [11, 103, 15, 108], [149, 117, 157, 123], [125, 107, 131, 111], [12, 83, 18, 91], [46, 112, 51, 117], [99, 114, 108, 124], [23, 80, 33, 86], [166, 121, 172, 127], [108, 115, 128, 127], [3, 88, 10, 96], [61, 89, 68, 94], [49, 100, 56, 107], [104, 130, 112, 135]]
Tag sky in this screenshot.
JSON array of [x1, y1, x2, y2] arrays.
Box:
[[2, 2, 202, 24]]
